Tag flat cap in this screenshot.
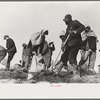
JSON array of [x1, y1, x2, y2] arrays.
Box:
[[22, 43, 27, 47], [4, 35, 9, 39]]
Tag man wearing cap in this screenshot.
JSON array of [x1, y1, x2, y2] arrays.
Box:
[[62, 14, 85, 77], [4, 35, 17, 70]]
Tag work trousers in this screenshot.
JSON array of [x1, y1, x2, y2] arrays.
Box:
[[88, 51, 96, 70], [6, 52, 15, 70], [61, 44, 80, 67]]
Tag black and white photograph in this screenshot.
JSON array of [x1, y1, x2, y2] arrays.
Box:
[[0, 1, 100, 99], [0, 1, 100, 84]]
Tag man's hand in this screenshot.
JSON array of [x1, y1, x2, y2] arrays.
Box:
[[72, 30, 77, 34], [61, 44, 66, 52], [69, 30, 77, 34], [6, 49, 8, 53], [68, 30, 77, 37], [84, 50, 91, 60], [68, 30, 73, 34], [80, 49, 92, 60], [32, 51, 37, 55], [80, 50, 84, 56]]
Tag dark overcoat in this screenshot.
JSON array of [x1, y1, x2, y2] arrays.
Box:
[[6, 38, 17, 53]]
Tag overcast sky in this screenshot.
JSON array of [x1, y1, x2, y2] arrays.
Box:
[[0, 1, 100, 71]]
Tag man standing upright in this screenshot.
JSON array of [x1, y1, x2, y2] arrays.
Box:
[[4, 35, 17, 70], [61, 14, 85, 77]]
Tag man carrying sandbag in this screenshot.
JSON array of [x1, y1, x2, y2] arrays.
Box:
[[27, 29, 49, 73], [79, 26, 97, 74]]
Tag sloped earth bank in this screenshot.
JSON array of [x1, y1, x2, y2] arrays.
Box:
[[0, 68, 100, 83]]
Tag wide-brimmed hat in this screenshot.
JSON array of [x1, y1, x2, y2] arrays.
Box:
[[63, 14, 72, 21]]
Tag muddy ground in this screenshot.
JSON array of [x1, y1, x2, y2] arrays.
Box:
[[0, 68, 100, 84]]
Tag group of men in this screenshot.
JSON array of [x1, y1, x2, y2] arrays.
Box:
[[3, 14, 98, 78], [53, 14, 97, 77]]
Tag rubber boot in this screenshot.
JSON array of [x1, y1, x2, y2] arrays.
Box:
[[6, 63, 10, 70], [63, 65, 68, 70], [53, 61, 63, 75]]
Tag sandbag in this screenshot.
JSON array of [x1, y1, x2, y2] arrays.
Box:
[[30, 29, 48, 46], [27, 54, 45, 80], [0, 45, 7, 61], [78, 51, 89, 70], [29, 54, 45, 73]]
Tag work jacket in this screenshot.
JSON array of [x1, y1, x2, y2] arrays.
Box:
[[6, 38, 17, 53], [65, 20, 85, 46], [81, 30, 97, 51]]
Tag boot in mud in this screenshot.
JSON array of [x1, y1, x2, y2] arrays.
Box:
[[63, 65, 68, 70], [53, 61, 63, 75]]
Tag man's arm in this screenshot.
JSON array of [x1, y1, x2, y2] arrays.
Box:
[[41, 41, 48, 55], [73, 20, 85, 34]]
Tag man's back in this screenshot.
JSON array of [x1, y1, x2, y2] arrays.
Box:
[[6, 38, 17, 53]]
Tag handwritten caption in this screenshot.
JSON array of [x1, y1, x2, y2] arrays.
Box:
[[50, 84, 62, 87]]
